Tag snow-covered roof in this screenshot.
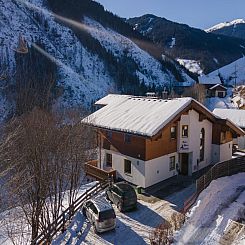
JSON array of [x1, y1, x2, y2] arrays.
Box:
[[83, 96, 194, 137], [95, 94, 131, 106], [209, 84, 227, 90], [213, 108, 245, 129], [198, 75, 221, 85]]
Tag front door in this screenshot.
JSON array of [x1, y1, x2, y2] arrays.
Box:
[[181, 153, 189, 175]]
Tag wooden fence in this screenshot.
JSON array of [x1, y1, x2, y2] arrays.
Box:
[[31, 181, 109, 245], [182, 156, 245, 213]]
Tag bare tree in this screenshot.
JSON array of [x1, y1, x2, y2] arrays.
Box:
[[149, 221, 173, 245], [0, 108, 96, 243]]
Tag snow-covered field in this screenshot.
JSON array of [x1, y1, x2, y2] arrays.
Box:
[[175, 173, 245, 245], [177, 59, 203, 75]]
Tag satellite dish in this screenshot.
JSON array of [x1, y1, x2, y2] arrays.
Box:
[[14, 34, 28, 54]]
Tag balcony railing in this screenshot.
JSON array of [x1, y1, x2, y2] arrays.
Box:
[[84, 160, 116, 181]]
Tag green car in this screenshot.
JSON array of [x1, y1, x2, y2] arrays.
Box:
[[106, 182, 137, 212]]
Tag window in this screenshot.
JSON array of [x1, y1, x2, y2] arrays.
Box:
[[221, 131, 226, 142], [182, 125, 188, 137], [124, 134, 131, 143], [112, 186, 121, 196], [169, 156, 175, 171], [124, 159, 132, 174], [170, 126, 177, 139], [90, 203, 98, 214], [200, 128, 205, 162], [106, 153, 112, 167], [106, 131, 112, 139], [218, 91, 224, 98]]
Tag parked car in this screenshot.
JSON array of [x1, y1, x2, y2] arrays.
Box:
[[106, 182, 137, 212], [82, 197, 116, 233]]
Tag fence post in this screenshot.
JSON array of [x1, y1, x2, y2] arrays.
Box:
[[62, 212, 66, 233]]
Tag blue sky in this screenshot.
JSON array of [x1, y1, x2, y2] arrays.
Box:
[[96, 0, 245, 29]]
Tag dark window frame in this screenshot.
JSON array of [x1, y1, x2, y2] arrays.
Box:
[[200, 128, 205, 162], [170, 126, 177, 139], [106, 131, 112, 139], [106, 153, 112, 167], [169, 156, 176, 171], [182, 125, 189, 137], [124, 134, 131, 143], [124, 159, 132, 174]]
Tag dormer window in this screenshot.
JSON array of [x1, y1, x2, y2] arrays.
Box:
[[107, 131, 112, 139], [124, 134, 131, 143]]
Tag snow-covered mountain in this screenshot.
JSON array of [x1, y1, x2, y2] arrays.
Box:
[[127, 15, 245, 74], [206, 19, 245, 40], [0, 0, 195, 122], [199, 56, 245, 86]]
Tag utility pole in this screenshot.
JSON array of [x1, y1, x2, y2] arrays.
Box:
[[234, 63, 237, 87]]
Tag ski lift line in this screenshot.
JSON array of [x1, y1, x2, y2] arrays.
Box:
[[18, 0, 151, 53], [17, 0, 103, 35], [31, 44, 105, 91]]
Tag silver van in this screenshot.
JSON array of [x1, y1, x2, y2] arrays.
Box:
[[82, 197, 116, 233]]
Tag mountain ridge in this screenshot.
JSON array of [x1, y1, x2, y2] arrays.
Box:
[[127, 14, 245, 74], [205, 18, 245, 40]]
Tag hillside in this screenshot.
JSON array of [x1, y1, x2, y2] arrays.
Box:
[[206, 19, 245, 40], [199, 56, 245, 86], [127, 15, 245, 74], [0, 0, 195, 122]]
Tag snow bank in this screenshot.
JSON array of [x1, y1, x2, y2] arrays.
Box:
[[175, 173, 245, 245]]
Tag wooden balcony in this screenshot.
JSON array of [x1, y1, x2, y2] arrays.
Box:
[[84, 160, 116, 181]]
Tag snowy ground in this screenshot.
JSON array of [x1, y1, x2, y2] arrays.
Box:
[[175, 173, 245, 245], [52, 196, 176, 245], [0, 181, 97, 244], [1, 174, 244, 244], [205, 88, 236, 111]]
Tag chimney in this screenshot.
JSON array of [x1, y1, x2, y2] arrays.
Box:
[[162, 87, 168, 99]]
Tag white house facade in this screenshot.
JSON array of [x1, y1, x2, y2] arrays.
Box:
[[83, 95, 244, 188]]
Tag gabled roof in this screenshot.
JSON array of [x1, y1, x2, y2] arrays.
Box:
[[213, 108, 245, 129], [82, 94, 244, 138], [83, 96, 193, 137], [209, 84, 227, 91], [198, 75, 221, 85]]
